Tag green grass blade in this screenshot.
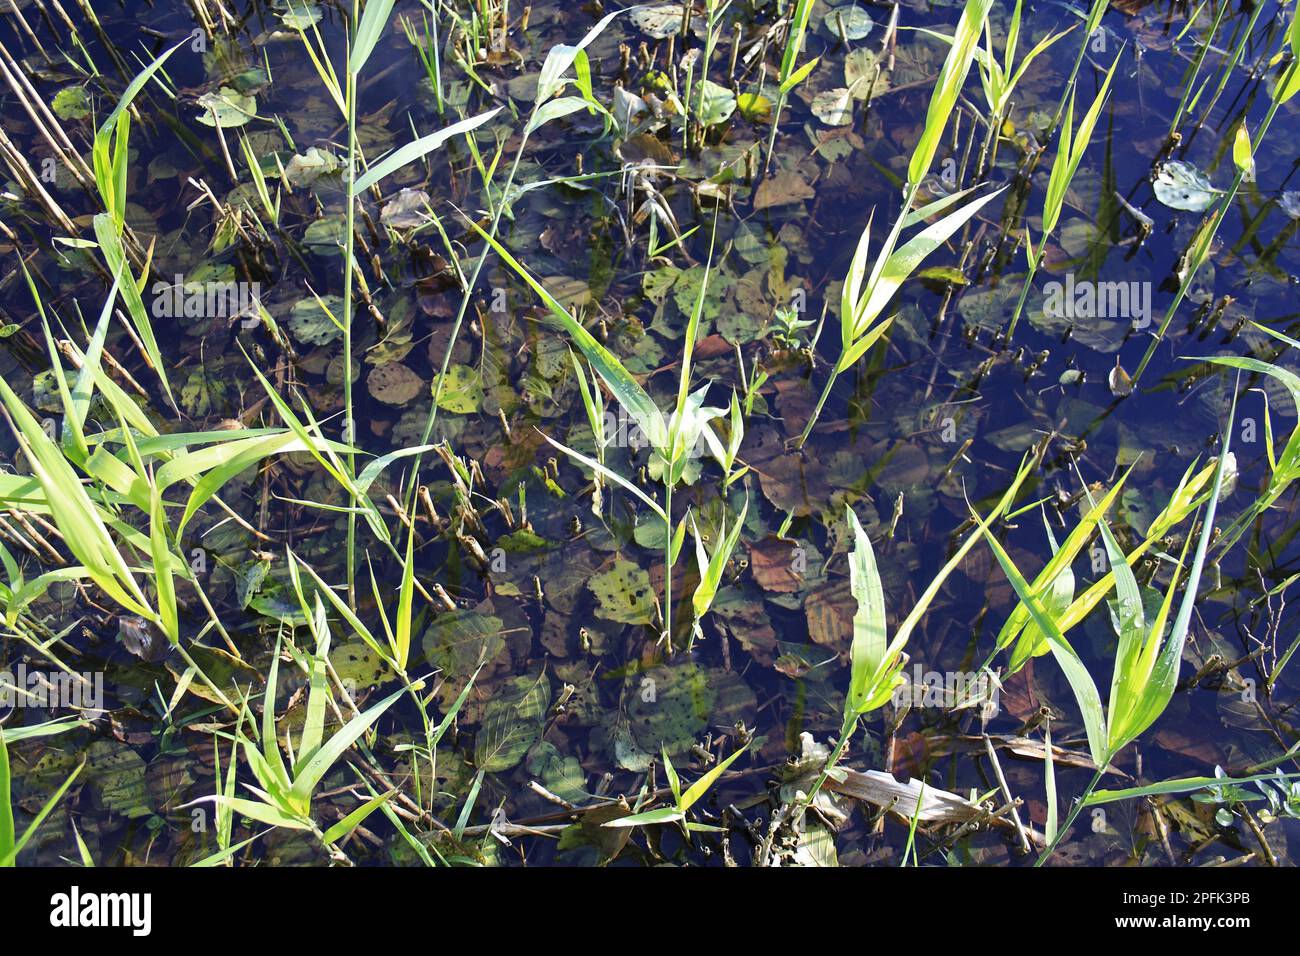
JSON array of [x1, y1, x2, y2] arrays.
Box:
[[908, 0, 996, 188], [680, 743, 749, 813], [355, 108, 501, 192], [981, 525, 1108, 767], [290, 685, 405, 803], [322, 789, 395, 845], [467, 219, 666, 446], [0, 729, 13, 863], [349, 0, 399, 75], [846, 505, 888, 713]]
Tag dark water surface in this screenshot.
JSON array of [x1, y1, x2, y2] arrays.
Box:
[[2, 0, 1300, 866]]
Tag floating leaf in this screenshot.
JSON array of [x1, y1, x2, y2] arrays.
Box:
[[625, 664, 755, 756], [811, 87, 855, 126], [630, 5, 684, 39], [736, 92, 772, 121], [1108, 357, 1133, 397], [302, 216, 346, 255], [279, 0, 321, 29], [52, 87, 90, 120], [1153, 161, 1218, 212], [380, 188, 432, 229], [697, 80, 737, 126], [288, 295, 343, 345], [283, 146, 339, 187], [821, 4, 874, 40], [330, 640, 395, 689], [196, 87, 257, 127], [527, 742, 586, 802], [422, 608, 507, 676], [753, 170, 815, 211], [844, 48, 888, 98]]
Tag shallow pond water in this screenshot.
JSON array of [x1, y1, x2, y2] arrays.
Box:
[[2, 0, 1300, 867]]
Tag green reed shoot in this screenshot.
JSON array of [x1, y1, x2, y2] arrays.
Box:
[[763, 0, 819, 173], [987, 455, 1220, 674], [0, 264, 374, 711], [921, 0, 1072, 177], [981, 389, 1236, 863], [183, 625, 402, 858], [86, 43, 185, 408], [1163, 1, 1229, 145], [469, 215, 736, 648], [289, 0, 496, 607], [1042, 0, 1110, 145], [1005, 49, 1120, 337], [603, 742, 749, 835], [399, 8, 623, 525], [802, 454, 1035, 807], [797, 183, 1005, 447], [796, 0, 996, 447], [689, 494, 748, 647]]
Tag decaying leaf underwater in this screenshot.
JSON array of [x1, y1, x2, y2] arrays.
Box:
[[1, 0, 1300, 878]]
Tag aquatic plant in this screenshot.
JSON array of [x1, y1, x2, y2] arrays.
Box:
[[1005, 50, 1121, 337], [796, 0, 999, 446], [920, 0, 1073, 179], [184, 625, 403, 863], [803, 455, 1037, 806], [0, 718, 86, 867], [603, 742, 749, 835], [764, 0, 820, 172], [2, 0, 1300, 874], [981, 392, 1236, 863], [469, 217, 734, 648]]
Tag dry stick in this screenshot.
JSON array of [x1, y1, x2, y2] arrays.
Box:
[[0, 513, 46, 561], [0, 127, 78, 235], [185, 0, 217, 37], [21, 510, 65, 549], [0, 40, 95, 191], [40, 0, 83, 45], [983, 733, 1032, 854], [3, 0, 50, 60], [56, 340, 149, 400], [4, 509, 63, 563], [1162, 0, 1230, 148], [67, 0, 130, 78]]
